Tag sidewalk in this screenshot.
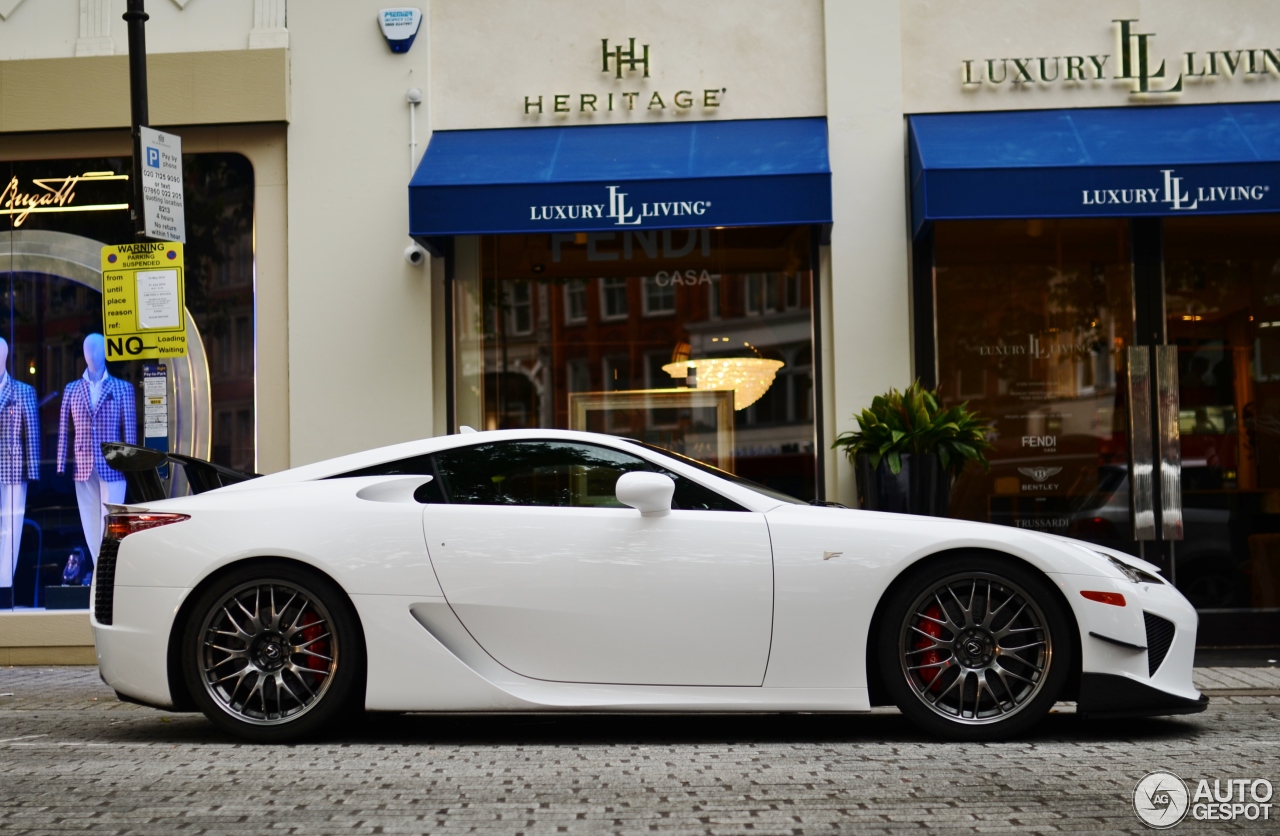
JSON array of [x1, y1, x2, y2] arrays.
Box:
[[1193, 666, 1280, 695]]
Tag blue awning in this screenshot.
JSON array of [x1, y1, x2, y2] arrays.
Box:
[[909, 103, 1280, 236], [409, 118, 831, 240]]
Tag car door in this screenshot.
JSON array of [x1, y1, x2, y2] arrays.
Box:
[[421, 439, 774, 686]]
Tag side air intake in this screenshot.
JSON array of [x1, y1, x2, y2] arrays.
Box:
[[1144, 612, 1176, 677]]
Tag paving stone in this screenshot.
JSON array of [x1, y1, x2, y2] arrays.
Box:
[[1, 667, 1278, 834]]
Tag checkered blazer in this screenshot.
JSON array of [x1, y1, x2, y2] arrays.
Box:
[[0, 376, 40, 483], [56, 375, 137, 482]]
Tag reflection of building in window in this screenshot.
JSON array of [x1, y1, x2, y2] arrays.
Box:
[[566, 358, 591, 393], [603, 354, 630, 391], [564, 279, 587, 323], [745, 274, 763, 315], [467, 227, 818, 500], [235, 316, 253, 376], [600, 277, 629, 320], [643, 275, 676, 316], [506, 281, 532, 335]]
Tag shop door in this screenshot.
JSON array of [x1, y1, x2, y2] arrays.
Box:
[[1162, 215, 1280, 618]]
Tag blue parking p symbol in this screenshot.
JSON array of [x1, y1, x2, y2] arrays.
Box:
[[146, 147, 160, 168]]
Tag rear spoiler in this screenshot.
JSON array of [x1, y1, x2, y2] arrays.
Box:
[[101, 442, 262, 503]]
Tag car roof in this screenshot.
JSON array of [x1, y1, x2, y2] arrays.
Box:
[[215, 428, 790, 512]]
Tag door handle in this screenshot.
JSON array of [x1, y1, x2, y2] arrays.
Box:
[[1153, 345, 1184, 541], [1127, 346, 1156, 541]]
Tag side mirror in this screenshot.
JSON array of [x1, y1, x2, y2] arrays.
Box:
[[615, 472, 675, 517]]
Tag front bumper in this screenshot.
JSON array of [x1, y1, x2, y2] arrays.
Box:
[[1077, 673, 1210, 718], [1049, 570, 1206, 719]]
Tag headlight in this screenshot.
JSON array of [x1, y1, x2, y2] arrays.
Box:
[[1101, 552, 1164, 584]]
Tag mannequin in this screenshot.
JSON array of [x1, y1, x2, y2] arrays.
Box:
[[0, 337, 39, 606], [57, 334, 136, 560]]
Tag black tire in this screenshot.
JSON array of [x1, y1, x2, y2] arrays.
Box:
[[877, 552, 1073, 741], [181, 561, 365, 743]]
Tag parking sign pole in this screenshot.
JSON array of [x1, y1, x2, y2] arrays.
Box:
[[124, 0, 150, 241]]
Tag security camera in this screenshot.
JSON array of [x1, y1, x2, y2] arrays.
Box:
[[406, 88, 423, 104], [405, 242, 428, 266]]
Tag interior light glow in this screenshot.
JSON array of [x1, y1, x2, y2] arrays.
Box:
[[662, 357, 785, 410]]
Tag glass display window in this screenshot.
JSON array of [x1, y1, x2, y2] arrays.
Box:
[[934, 219, 1134, 545], [1, 153, 255, 609], [454, 226, 818, 500]]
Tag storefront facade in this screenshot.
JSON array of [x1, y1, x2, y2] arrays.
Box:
[[1, 1, 1277, 651], [901, 0, 1280, 642]]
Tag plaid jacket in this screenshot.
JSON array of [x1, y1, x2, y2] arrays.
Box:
[[0, 376, 40, 483], [56, 375, 137, 482]]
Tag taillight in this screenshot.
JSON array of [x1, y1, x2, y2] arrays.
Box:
[[105, 512, 190, 541], [1080, 590, 1126, 607]]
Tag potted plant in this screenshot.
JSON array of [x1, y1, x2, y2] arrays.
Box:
[[832, 380, 992, 516]]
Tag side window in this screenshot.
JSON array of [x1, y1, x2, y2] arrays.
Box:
[[430, 440, 747, 511], [431, 441, 650, 507], [663, 474, 747, 512]]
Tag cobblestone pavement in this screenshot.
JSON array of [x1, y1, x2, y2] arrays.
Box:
[[1, 666, 1278, 835]]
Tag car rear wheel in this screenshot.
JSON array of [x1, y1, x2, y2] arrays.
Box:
[[877, 554, 1072, 741], [182, 562, 364, 742]]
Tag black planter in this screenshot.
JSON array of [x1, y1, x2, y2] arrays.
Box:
[[856, 452, 952, 516]]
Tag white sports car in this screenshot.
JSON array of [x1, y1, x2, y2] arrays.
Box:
[[92, 429, 1207, 742]]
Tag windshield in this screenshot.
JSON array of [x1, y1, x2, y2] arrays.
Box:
[[625, 439, 808, 506]]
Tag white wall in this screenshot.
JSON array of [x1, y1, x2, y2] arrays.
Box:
[[430, 0, 826, 130], [285, 0, 435, 464], [0, 0, 258, 60], [822, 0, 913, 505]]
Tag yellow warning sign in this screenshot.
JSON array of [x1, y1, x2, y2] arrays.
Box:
[[101, 242, 188, 361]]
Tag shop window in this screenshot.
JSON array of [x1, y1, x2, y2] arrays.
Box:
[[235, 315, 253, 376], [600, 277, 629, 321], [603, 355, 631, 392], [934, 218, 1133, 552], [1, 152, 256, 609], [566, 359, 591, 393], [564, 279, 588, 324], [460, 227, 817, 500], [745, 274, 764, 315], [785, 274, 802, 310], [214, 411, 233, 469], [235, 409, 253, 474], [506, 281, 533, 336], [790, 346, 814, 423], [643, 275, 676, 316]]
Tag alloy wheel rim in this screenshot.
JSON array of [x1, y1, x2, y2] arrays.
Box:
[[198, 580, 338, 726], [899, 572, 1052, 725]]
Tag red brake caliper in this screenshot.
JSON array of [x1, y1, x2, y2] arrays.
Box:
[[916, 604, 944, 691], [298, 610, 329, 685]]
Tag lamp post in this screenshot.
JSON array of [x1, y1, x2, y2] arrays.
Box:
[[123, 0, 150, 242]]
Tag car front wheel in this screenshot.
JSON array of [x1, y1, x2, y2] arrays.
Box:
[[878, 554, 1072, 741], [182, 562, 364, 742]]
